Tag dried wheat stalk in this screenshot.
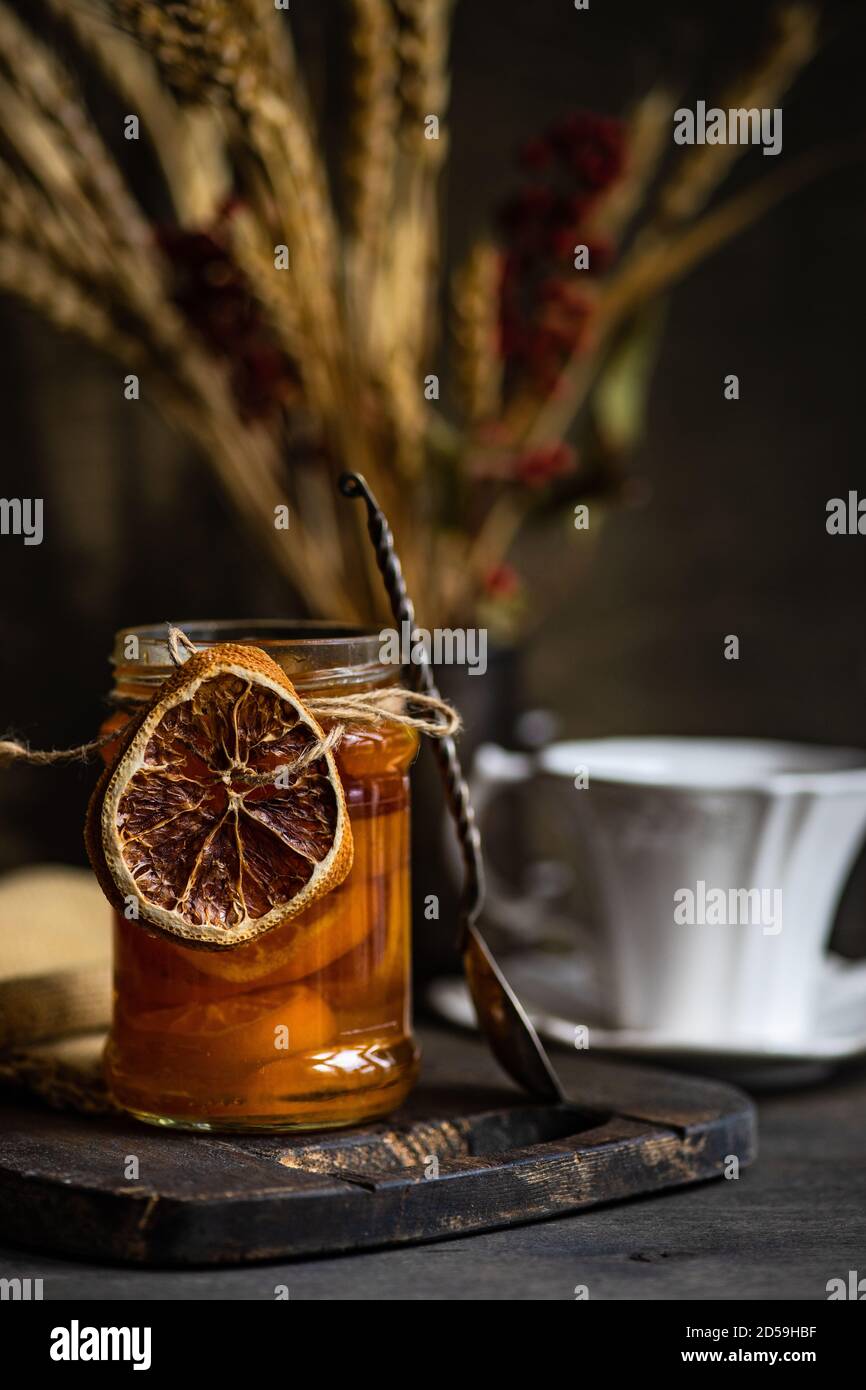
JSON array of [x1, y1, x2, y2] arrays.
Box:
[[0, 238, 147, 365], [652, 2, 819, 228], [351, 0, 454, 488], [451, 240, 504, 427], [109, 0, 343, 374], [101, 1, 438, 607], [392, 0, 452, 349], [0, 5, 151, 259], [48, 0, 230, 225], [108, 0, 271, 107], [346, 0, 400, 255], [584, 86, 676, 247], [0, 4, 369, 620], [104, 2, 390, 605], [395, 0, 452, 165]]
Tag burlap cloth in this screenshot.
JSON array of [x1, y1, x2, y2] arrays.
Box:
[[0, 865, 115, 1112]]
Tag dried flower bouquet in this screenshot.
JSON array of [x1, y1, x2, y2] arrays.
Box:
[[0, 1, 852, 632]]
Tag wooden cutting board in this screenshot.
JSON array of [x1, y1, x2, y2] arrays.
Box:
[[0, 1024, 756, 1265]]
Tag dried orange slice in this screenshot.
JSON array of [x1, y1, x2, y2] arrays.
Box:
[[85, 642, 353, 948]]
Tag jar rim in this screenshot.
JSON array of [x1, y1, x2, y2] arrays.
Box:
[[111, 620, 393, 693]]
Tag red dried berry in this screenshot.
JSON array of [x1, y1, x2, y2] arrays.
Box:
[[155, 221, 299, 422], [483, 563, 520, 599], [513, 442, 576, 488]]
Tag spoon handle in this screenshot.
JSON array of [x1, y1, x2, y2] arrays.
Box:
[[339, 471, 564, 1103], [338, 472, 484, 942]]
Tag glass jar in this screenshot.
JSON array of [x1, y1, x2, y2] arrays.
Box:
[[100, 621, 420, 1132]]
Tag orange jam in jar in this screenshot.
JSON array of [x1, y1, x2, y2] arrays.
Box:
[[101, 622, 419, 1131]]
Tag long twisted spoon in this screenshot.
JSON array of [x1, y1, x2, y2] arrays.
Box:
[[339, 472, 564, 1102]]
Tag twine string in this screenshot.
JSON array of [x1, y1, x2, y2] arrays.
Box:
[[0, 626, 460, 770], [0, 729, 120, 768], [166, 624, 198, 665]]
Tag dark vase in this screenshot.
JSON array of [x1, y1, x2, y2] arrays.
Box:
[[410, 646, 524, 992]]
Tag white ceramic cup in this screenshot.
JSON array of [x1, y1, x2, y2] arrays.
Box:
[[471, 737, 866, 1045]]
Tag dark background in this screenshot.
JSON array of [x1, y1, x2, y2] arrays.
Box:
[[1, 0, 865, 955]]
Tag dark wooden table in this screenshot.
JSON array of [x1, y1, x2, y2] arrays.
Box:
[[1, 1024, 863, 1300]]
